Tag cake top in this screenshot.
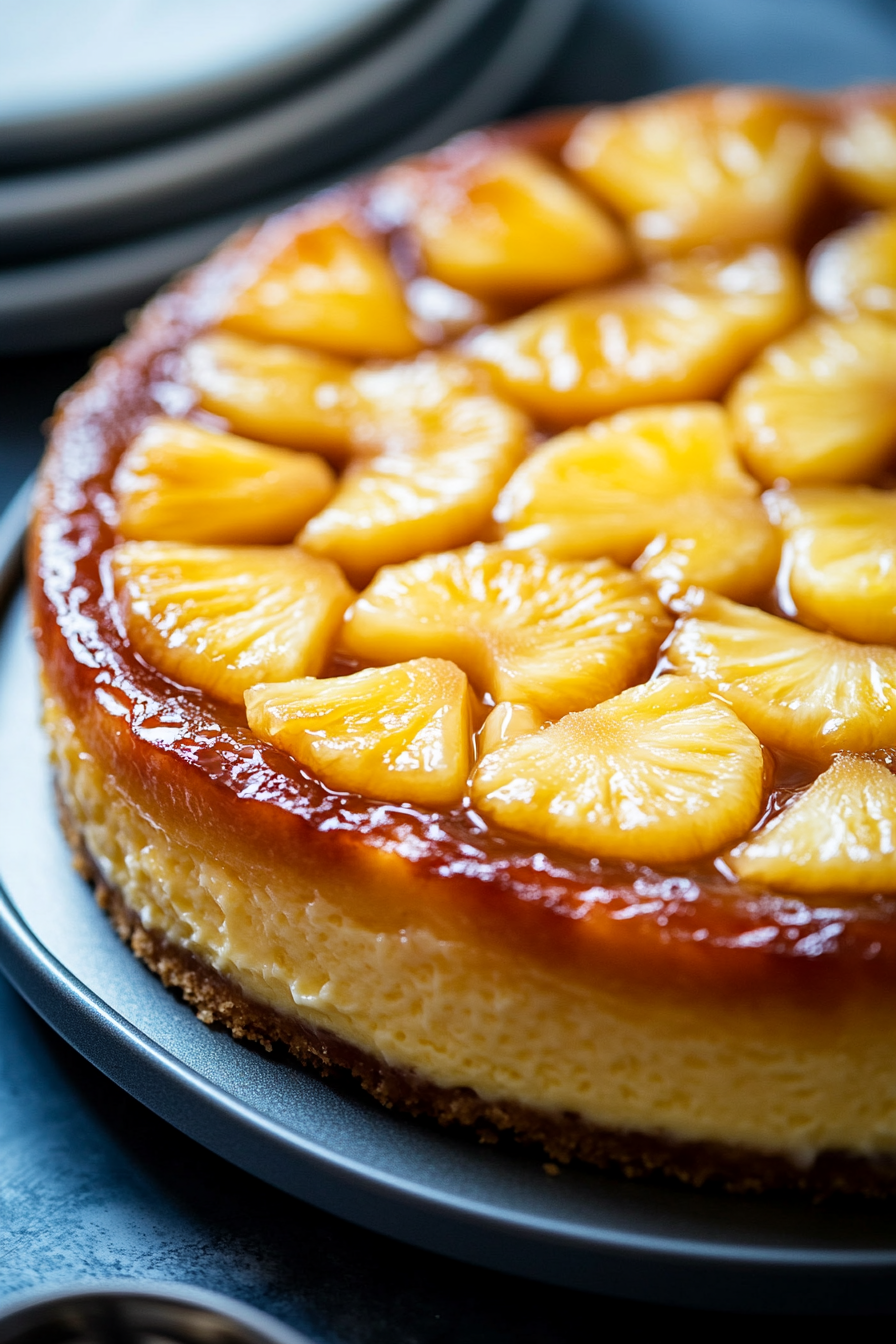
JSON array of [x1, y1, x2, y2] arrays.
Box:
[[39, 85, 896, 913]]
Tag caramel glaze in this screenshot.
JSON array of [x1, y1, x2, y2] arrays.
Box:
[[30, 106, 896, 1010]]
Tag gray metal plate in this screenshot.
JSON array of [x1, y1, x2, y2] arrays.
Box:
[[2, 519, 896, 1313]]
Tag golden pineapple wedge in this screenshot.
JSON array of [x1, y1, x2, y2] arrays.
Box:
[[809, 209, 896, 322], [341, 545, 670, 720], [111, 542, 353, 704], [373, 142, 630, 300], [666, 591, 896, 763], [823, 93, 896, 206], [470, 675, 765, 864], [476, 701, 545, 759], [768, 486, 896, 644], [113, 417, 335, 544], [220, 208, 420, 359], [728, 314, 896, 486], [495, 402, 779, 601], [245, 658, 472, 806], [299, 357, 528, 586], [729, 755, 896, 896], [462, 243, 803, 427], [183, 332, 356, 460], [564, 86, 822, 258]]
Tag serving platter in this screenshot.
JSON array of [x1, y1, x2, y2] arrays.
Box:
[[0, 0, 580, 353], [1, 494, 896, 1315], [0, 0, 502, 262]]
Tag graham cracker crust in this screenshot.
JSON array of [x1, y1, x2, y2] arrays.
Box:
[[57, 795, 896, 1198]]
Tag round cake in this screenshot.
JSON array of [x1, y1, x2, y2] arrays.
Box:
[[31, 85, 896, 1195]]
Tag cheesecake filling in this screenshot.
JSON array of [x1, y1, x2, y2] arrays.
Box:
[[46, 693, 896, 1163]]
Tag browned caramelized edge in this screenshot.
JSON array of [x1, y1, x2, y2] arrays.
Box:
[[29, 96, 896, 1002]]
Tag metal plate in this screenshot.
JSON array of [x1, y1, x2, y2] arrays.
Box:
[[2, 505, 896, 1315], [0, 1280, 312, 1344], [0, 0, 501, 262], [0, 0, 581, 353], [0, 0, 420, 168]]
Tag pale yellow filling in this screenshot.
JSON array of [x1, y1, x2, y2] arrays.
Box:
[[47, 695, 896, 1161]]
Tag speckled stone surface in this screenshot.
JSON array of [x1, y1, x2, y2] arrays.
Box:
[[3, 1, 896, 1331]]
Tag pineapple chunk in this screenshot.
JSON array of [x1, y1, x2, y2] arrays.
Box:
[[245, 658, 472, 806], [220, 213, 420, 359], [462, 244, 803, 427], [564, 86, 822, 257], [341, 545, 670, 720], [728, 315, 896, 486], [470, 675, 765, 864], [729, 755, 896, 896], [183, 332, 356, 460], [634, 495, 780, 605], [374, 142, 630, 299], [823, 94, 896, 206], [113, 417, 335, 544], [476, 701, 545, 758], [496, 403, 779, 602], [809, 209, 896, 321], [768, 486, 896, 644], [667, 591, 896, 763], [299, 358, 528, 586], [111, 542, 353, 705]]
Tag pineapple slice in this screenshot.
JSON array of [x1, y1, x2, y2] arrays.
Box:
[[470, 675, 765, 864], [633, 495, 780, 605], [476, 701, 545, 759], [809, 209, 896, 321], [729, 755, 896, 896], [728, 315, 896, 486], [564, 86, 822, 258], [666, 591, 896, 763], [183, 332, 356, 460], [374, 142, 630, 299], [768, 486, 896, 644], [220, 212, 420, 359], [462, 244, 803, 427], [341, 545, 670, 720], [823, 93, 896, 206], [245, 658, 472, 806], [299, 358, 528, 586], [495, 403, 779, 602], [111, 542, 353, 705], [113, 417, 335, 544]]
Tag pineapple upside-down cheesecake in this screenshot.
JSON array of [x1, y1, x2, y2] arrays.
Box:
[[31, 85, 896, 1195]]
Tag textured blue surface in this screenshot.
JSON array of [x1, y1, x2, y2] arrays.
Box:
[[2, 0, 896, 1332]]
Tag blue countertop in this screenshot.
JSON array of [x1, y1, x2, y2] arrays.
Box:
[[2, 1, 896, 1332]]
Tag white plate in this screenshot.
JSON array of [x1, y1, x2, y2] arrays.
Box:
[[0, 0, 584, 354], [0, 0, 501, 261], [0, 0, 420, 166]]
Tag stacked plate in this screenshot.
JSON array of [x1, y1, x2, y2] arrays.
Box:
[[0, 0, 582, 353]]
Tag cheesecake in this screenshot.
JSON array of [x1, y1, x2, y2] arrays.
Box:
[[31, 85, 896, 1195]]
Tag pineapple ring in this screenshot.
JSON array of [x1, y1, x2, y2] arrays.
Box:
[[219, 206, 421, 359], [462, 243, 804, 427], [113, 417, 335, 545], [494, 401, 780, 602], [727, 314, 896, 487], [667, 591, 896, 764], [768, 485, 896, 645], [341, 544, 671, 721], [564, 87, 823, 258], [729, 755, 896, 897], [245, 658, 473, 807], [809, 209, 896, 323], [371, 141, 630, 300], [470, 675, 765, 864], [110, 542, 353, 705]]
